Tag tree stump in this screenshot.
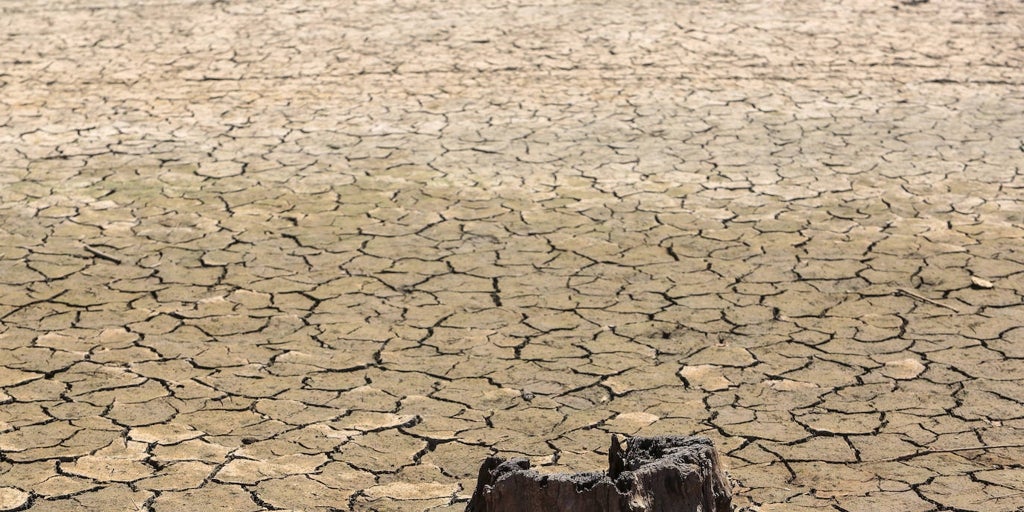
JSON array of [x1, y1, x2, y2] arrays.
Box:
[[466, 435, 732, 512]]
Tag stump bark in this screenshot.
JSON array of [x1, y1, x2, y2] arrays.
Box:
[[466, 435, 731, 512]]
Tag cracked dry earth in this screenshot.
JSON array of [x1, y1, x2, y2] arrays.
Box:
[[1, 0, 1023, 511]]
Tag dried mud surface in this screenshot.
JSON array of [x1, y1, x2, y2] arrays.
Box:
[[1, 1, 1023, 511]]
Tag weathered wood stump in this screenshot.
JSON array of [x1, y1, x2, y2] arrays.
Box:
[[466, 435, 731, 512]]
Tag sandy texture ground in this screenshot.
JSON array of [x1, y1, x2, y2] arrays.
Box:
[[1, 0, 1023, 510]]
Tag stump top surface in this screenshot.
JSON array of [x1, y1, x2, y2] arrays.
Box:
[[1, 1, 1023, 511]]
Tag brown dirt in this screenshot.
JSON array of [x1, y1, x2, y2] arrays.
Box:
[[1, 0, 1023, 510]]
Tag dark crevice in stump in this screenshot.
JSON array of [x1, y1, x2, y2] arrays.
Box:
[[466, 435, 732, 512]]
